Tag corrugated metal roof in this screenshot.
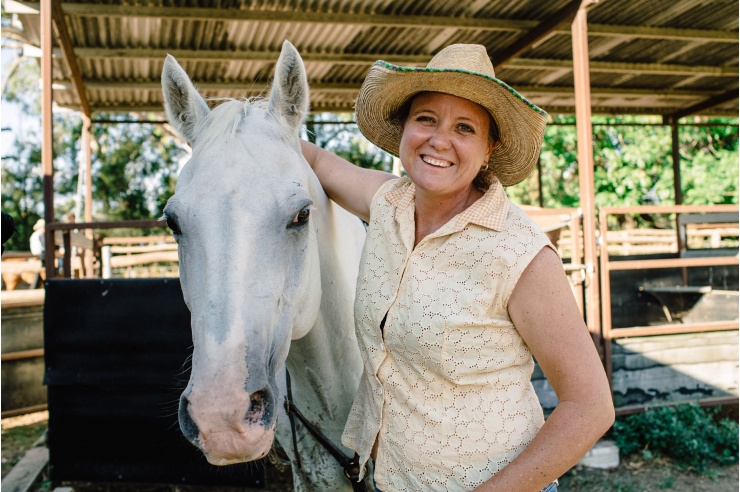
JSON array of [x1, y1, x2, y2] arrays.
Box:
[[9, 0, 738, 118]]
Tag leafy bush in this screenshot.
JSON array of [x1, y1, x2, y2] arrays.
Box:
[[612, 403, 739, 473]]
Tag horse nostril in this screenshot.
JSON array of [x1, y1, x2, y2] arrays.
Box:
[[246, 389, 274, 427], [178, 393, 199, 443]]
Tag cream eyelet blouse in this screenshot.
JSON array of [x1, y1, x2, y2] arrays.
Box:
[[341, 177, 555, 491]]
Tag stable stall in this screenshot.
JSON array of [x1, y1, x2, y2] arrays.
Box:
[[2, 0, 738, 488]]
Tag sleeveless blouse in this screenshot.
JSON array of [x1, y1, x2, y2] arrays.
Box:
[[341, 177, 555, 491]]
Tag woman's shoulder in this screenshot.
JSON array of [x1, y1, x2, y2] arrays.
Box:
[[371, 175, 409, 206]]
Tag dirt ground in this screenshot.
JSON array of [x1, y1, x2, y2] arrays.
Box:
[[2, 411, 737, 491]]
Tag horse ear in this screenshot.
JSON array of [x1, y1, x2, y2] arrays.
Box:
[[162, 55, 210, 144], [268, 40, 309, 135]]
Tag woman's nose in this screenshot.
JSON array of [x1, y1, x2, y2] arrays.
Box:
[[428, 128, 451, 149]]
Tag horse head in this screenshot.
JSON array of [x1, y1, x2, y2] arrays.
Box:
[[162, 41, 323, 465]]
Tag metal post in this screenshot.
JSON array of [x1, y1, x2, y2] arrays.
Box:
[[571, 2, 601, 342], [671, 122, 683, 207], [671, 121, 688, 284], [536, 155, 544, 208], [41, 0, 55, 281]]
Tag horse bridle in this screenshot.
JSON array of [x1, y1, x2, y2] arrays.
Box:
[[283, 369, 368, 492]]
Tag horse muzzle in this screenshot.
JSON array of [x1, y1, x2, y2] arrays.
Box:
[[179, 388, 277, 465]]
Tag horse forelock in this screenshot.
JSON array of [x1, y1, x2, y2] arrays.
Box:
[[193, 97, 271, 148]]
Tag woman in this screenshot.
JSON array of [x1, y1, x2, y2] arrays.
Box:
[[301, 44, 614, 492]]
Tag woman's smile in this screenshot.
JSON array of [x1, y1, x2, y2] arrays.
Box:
[[421, 154, 453, 168]]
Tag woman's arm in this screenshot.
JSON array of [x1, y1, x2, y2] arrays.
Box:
[[475, 247, 615, 492], [301, 140, 396, 222]]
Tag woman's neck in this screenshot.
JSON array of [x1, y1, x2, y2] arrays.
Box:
[[413, 185, 484, 247]]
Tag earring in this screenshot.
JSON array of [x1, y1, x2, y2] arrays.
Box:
[[481, 163, 489, 171]]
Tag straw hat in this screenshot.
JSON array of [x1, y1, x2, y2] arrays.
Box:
[[355, 44, 548, 187]]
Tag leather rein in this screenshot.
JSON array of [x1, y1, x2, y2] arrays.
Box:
[[283, 369, 368, 492]]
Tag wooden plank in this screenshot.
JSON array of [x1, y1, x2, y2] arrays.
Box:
[[109, 250, 178, 268], [610, 320, 738, 338], [1, 348, 45, 362], [0, 289, 45, 308], [102, 235, 174, 245], [109, 244, 177, 254], [607, 256, 738, 271], [0, 445, 49, 492], [600, 204, 739, 215], [1, 260, 44, 275], [46, 219, 165, 231]]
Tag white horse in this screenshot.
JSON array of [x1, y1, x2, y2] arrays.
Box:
[[161, 42, 370, 491]]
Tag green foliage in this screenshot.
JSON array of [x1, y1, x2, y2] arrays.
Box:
[[307, 114, 393, 172], [507, 116, 738, 226], [611, 403, 739, 473], [90, 115, 185, 222]]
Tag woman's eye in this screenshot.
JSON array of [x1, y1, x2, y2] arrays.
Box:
[[458, 124, 475, 133], [416, 115, 434, 123], [291, 207, 310, 226]]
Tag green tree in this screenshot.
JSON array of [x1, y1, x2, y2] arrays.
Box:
[[307, 113, 394, 172], [507, 115, 738, 228]]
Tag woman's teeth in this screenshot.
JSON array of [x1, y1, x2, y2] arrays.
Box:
[[422, 156, 452, 168]]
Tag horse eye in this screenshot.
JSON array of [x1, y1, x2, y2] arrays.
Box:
[[291, 207, 310, 226], [166, 216, 181, 236]]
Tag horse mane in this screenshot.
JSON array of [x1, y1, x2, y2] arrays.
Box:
[[194, 97, 269, 147]]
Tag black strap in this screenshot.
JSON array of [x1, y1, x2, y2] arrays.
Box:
[[284, 369, 368, 492], [284, 369, 302, 469]]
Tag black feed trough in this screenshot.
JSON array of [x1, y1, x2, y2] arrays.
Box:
[[639, 285, 713, 322], [43, 278, 265, 488]]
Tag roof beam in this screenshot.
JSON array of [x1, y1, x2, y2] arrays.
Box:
[[508, 58, 738, 77], [493, 0, 583, 66], [584, 23, 736, 43], [60, 3, 535, 31], [50, 0, 90, 116], [56, 79, 726, 100], [57, 98, 739, 118], [72, 48, 739, 78], [53, 3, 738, 44], [73, 48, 431, 65], [663, 89, 739, 123]]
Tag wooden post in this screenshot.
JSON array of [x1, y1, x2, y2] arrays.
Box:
[[41, 0, 55, 280], [571, 2, 601, 343], [83, 115, 95, 277]]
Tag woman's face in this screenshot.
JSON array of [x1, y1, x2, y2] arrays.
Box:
[[399, 92, 494, 200]]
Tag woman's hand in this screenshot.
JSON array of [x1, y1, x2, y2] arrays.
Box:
[[475, 247, 615, 492]]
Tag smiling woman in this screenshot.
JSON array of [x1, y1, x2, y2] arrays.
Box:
[[301, 43, 615, 492]]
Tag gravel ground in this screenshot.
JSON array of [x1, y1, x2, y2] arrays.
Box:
[[3, 411, 738, 491]]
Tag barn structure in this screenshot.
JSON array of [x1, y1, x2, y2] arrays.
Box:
[[1, 0, 738, 488]]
